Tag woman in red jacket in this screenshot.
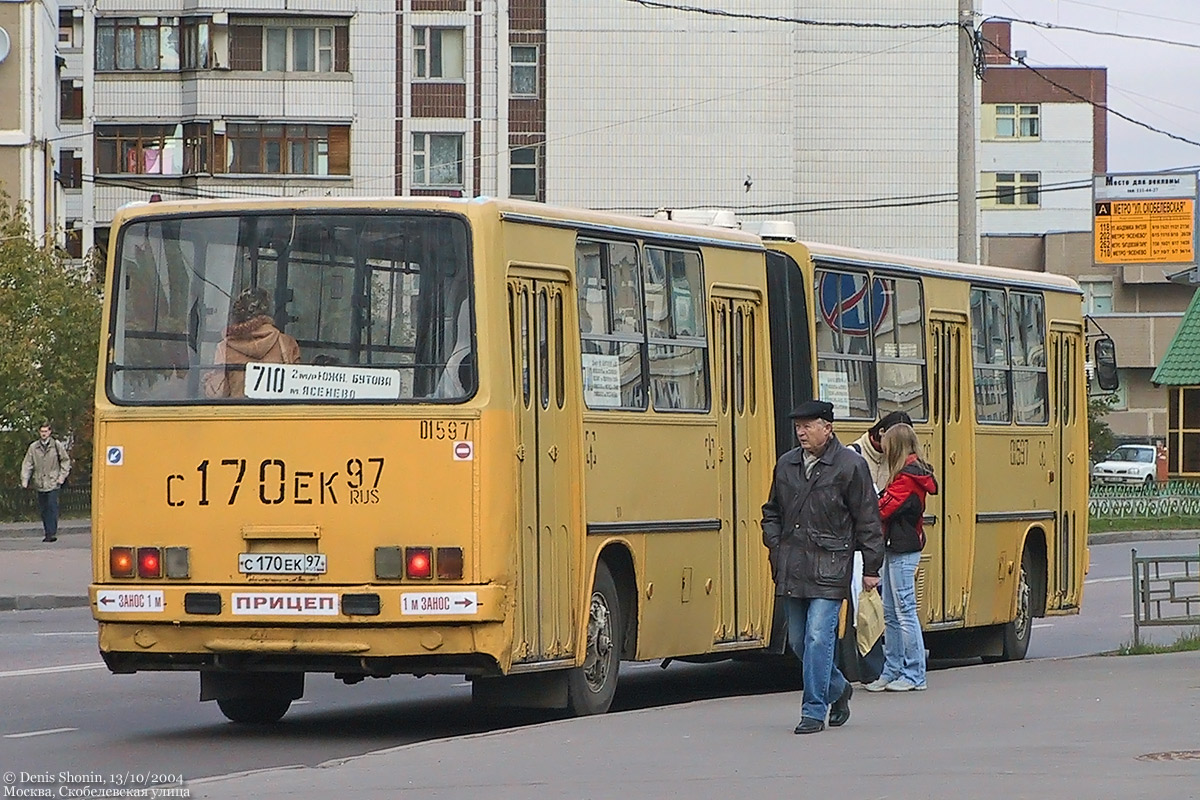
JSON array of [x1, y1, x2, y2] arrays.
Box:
[[865, 423, 938, 693]]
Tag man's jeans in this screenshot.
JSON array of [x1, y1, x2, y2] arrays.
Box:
[[881, 550, 926, 686], [783, 596, 847, 722], [36, 489, 59, 539]]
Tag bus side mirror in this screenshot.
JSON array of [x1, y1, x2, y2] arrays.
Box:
[[1094, 336, 1119, 392]]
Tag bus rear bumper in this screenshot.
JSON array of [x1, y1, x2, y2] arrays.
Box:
[[98, 619, 508, 677]]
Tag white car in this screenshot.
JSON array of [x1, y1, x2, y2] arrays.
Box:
[[1091, 445, 1157, 487]]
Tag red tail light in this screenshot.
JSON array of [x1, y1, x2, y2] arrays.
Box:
[[406, 547, 432, 580], [110, 547, 134, 578], [137, 547, 162, 578]]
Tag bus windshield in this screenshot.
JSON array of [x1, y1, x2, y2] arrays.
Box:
[[108, 211, 475, 404]]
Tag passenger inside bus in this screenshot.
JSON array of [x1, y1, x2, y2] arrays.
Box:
[[204, 287, 301, 399]]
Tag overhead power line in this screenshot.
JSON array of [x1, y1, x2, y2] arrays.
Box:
[[619, 0, 962, 30], [987, 14, 1200, 52], [979, 34, 1200, 152]]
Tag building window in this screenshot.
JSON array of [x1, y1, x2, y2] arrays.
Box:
[[96, 18, 180, 71], [414, 28, 464, 80], [995, 104, 1039, 138], [64, 221, 83, 259], [1081, 279, 1113, 314], [58, 10, 77, 47], [181, 19, 211, 69], [510, 145, 539, 199], [59, 80, 82, 121], [96, 125, 186, 174], [995, 172, 1040, 206], [226, 124, 349, 175], [1168, 387, 1200, 475], [511, 45, 537, 96], [412, 133, 463, 186], [265, 26, 335, 72], [59, 150, 83, 190]]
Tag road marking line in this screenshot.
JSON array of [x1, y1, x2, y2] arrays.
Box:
[[1032, 623, 1053, 629], [33, 631, 95, 637], [292, 700, 312, 706], [0, 663, 105, 679], [1121, 613, 1134, 618], [452, 682, 470, 688], [1085, 576, 1129, 584], [4, 727, 78, 739]]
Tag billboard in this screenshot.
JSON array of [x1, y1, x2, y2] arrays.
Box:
[[1093, 172, 1198, 265]]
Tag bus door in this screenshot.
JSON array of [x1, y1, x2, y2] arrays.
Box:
[[1051, 326, 1083, 608], [928, 313, 972, 623], [508, 277, 575, 662], [711, 292, 763, 643]]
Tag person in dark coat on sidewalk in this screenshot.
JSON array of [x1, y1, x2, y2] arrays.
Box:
[[762, 400, 885, 734]]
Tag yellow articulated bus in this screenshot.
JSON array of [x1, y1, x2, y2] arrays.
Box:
[[90, 197, 1094, 723]]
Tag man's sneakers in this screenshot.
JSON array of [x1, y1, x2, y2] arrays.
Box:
[[793, 717, 825, 735], [864, 676, 892, 692], [42, 536, 57, 543], [884, 678, 927, 692], [828, 683, 853, 727]]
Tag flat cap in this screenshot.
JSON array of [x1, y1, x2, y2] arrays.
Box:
[[789, 399, 834, 422]]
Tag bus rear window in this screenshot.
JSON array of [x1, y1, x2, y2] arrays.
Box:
[[107, 212, 475, 404]]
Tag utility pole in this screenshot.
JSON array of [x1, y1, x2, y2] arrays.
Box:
[[958, 0, 978, 264]]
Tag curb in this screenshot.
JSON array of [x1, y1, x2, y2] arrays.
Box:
[[0, 595, 91, 612], [1087, 529, 1199, 546]]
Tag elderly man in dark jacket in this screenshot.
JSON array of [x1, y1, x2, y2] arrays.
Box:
[[762, 399, 884, 734]]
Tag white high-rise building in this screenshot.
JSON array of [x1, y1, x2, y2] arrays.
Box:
[[0, 0, 62, 240]]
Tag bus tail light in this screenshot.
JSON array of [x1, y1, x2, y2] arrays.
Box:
[[405, 547, 433, 580], [164, 546, 190, 578], [110, 547, 135, 578], [436, 547, 463, 580], [137, 547, 162, 578]]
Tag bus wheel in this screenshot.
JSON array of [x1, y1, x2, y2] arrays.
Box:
[[567, 561, 621, 716], [216, 694, 293, 724], [999, 549, 1034, 661]]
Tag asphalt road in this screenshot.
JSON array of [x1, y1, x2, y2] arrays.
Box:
[[0, 537, 1193, 787]]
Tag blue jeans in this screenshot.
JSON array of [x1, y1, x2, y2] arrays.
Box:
[[36, 489, 59, 539], [881, 550, 926, 686], [784, 596, 847, 722]]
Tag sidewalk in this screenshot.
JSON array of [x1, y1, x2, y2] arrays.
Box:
[[0, 521, 1195, 612], [186, 650, 1200, 799]]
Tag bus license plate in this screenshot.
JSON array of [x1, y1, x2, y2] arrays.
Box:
[[238, 553, 327, 575]]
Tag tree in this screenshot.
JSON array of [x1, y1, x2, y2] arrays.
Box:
[[1088, 393, 1117, 465], [0, 195, 102, 485]]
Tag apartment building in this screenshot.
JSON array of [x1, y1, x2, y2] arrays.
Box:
[[0, 0, 61, 240], [978, 21, 1191, 440], [65, 0, 395, 260]]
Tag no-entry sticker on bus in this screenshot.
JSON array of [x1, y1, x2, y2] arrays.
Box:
[[401, 591, 479, 615], [453, 441, 474, 461]]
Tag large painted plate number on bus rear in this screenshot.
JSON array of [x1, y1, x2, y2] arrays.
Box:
[[239, 553, 327, 574]]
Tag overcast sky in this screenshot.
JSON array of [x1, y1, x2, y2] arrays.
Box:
[[982, 0, 1200, 174]]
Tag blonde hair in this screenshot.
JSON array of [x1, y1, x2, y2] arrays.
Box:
[[881, 423, 930, 485]]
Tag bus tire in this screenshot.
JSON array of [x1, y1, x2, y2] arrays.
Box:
[[216, 694, 293, 724], [998, 549, 1034, 662], [567, 561, 621, 716]]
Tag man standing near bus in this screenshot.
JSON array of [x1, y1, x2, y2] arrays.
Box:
[[20, 423, 71, 543], [762, 400, 884, 734]]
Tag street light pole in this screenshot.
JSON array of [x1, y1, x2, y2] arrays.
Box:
[[958, 0, 978, 264]]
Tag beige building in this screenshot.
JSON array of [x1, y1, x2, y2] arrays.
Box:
[[0, 0, 61, 238], [978, 21, 1189, 442], [983, 231, 1186, 439]]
